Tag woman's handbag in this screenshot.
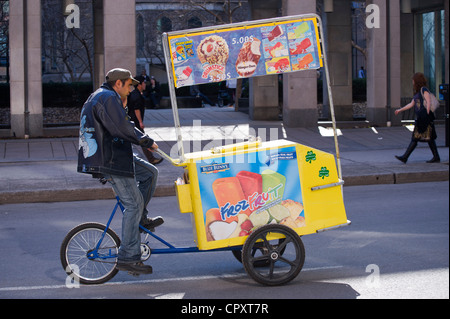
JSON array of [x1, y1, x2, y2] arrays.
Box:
[[421, 87, 440, 112], [413, 124, 432, 142]]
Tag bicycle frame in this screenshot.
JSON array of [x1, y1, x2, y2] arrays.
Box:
[[95, 197, 241, 259]]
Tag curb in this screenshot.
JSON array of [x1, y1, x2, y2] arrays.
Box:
[[1, 170, 447, 205], [0, 184, 176, 205], [343, 170, 449, 186]]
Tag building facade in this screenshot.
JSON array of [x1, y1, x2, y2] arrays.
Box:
[[3, 0, 449, 137]]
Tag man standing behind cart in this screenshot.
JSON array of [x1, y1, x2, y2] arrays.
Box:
[[77, 68, 163, 275], [127, 75, 163, 165]]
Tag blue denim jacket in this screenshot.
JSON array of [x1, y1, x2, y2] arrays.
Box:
[[77, 83, 154, 177]]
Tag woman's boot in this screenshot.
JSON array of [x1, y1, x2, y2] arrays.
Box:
[[395, 140, 417, 163], [426, 140, 440, 163]]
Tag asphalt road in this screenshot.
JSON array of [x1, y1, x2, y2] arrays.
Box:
[[0, 182, 448, 302]]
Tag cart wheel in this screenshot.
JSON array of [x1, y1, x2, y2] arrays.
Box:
[[242, 224, 305, 286], [232, 238, 286, 267]]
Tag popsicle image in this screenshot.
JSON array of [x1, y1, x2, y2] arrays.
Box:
[[290, 38, 312, 55], [274, 58, 290, 73], [262, 169, 286, 205], [236, 171, 262, 213], [184, 66, 192, 77], [297, 53, 314, 69], [175, 66, 193, 87], [266, 42, 285, 58], [212, 177, 249, 218], [267, 25, 283, 42], [236, 171, 262, 197], [295, 22, 310, 37]]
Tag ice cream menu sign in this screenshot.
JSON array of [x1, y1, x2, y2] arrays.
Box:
[[167, 17, 323, 87]]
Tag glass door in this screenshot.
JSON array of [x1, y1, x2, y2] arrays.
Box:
[[415, 9, 445, 96]]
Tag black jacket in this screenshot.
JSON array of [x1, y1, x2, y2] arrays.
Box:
[[78, 83, 154, 177], [127, 88, 145, 131]]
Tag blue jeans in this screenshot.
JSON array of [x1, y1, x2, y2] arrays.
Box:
[[134, 154, 158, 221], [106, 154, 158, 262]]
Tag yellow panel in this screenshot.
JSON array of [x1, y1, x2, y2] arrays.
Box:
[[181, 140, 348, 251], [175, 183, 193, 213], [296, 145, 347, 233]]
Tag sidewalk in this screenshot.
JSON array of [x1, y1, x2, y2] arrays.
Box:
[[0, 107, 448, 204]]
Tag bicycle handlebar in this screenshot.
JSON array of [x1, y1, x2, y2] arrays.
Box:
[[155, 149, 184, 167]]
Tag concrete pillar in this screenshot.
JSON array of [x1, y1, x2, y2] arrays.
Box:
[[281, 0, 317, 127], [400, 10, 414, 99], [366, 0, 401, 126], [247, 0, 280, 121], [103, 0, 137, 77], [323, 0, 353, 121], [9, 0, 43, 137], [92, 0, 136, 89], [388, 0, 402, 126], [93, 0, 105, 90]]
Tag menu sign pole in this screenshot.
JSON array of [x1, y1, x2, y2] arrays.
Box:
[[316, 15, 342, 180], [162, 32, 185, 162], [162, 13, 341, 179]]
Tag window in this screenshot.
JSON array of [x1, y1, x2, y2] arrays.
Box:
[[422, 12, 436, 93], [157, 17, 172, 33], [416, 10, 445, 96], [188, 16, 202, 29], [0, 0, 9, 83], [155, 17, 172, 53], [137, 15, 144, 50]]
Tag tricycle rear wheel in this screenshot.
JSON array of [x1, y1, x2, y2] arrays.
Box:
[[242, 224, 305, 286], [232, 238, 286, 267]]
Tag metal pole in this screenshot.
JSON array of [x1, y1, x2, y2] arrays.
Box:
[[23, 0, 30, 138], [441, 84, 449, 147], [386, 0, 391, 126], [162, 32, 185, 162], [316, 15, 343, 181]]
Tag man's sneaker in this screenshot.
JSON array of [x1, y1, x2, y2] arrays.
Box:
[[116, 261, 153, 274], [140, 216, 164, 232]]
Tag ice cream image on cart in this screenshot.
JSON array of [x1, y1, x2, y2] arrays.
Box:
[[154, 13, 350, 286]]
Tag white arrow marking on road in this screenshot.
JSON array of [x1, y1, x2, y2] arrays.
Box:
[[148, 293, 186, 299]]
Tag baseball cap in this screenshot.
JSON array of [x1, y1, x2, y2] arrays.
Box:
[[106, 68, 140, 85]]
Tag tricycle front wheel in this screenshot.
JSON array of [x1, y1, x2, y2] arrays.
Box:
[[242, 224, 305, 286], [60, 223, 120, 285]]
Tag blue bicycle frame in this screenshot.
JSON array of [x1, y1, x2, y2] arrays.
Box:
[[99, 197, 241, 257]]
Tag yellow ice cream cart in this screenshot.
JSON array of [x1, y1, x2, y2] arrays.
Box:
[[157, 136, 349, 285], [158, 13, 350, 285]]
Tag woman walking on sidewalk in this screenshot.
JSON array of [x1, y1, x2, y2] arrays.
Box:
[[394, 72, 440, 163]]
